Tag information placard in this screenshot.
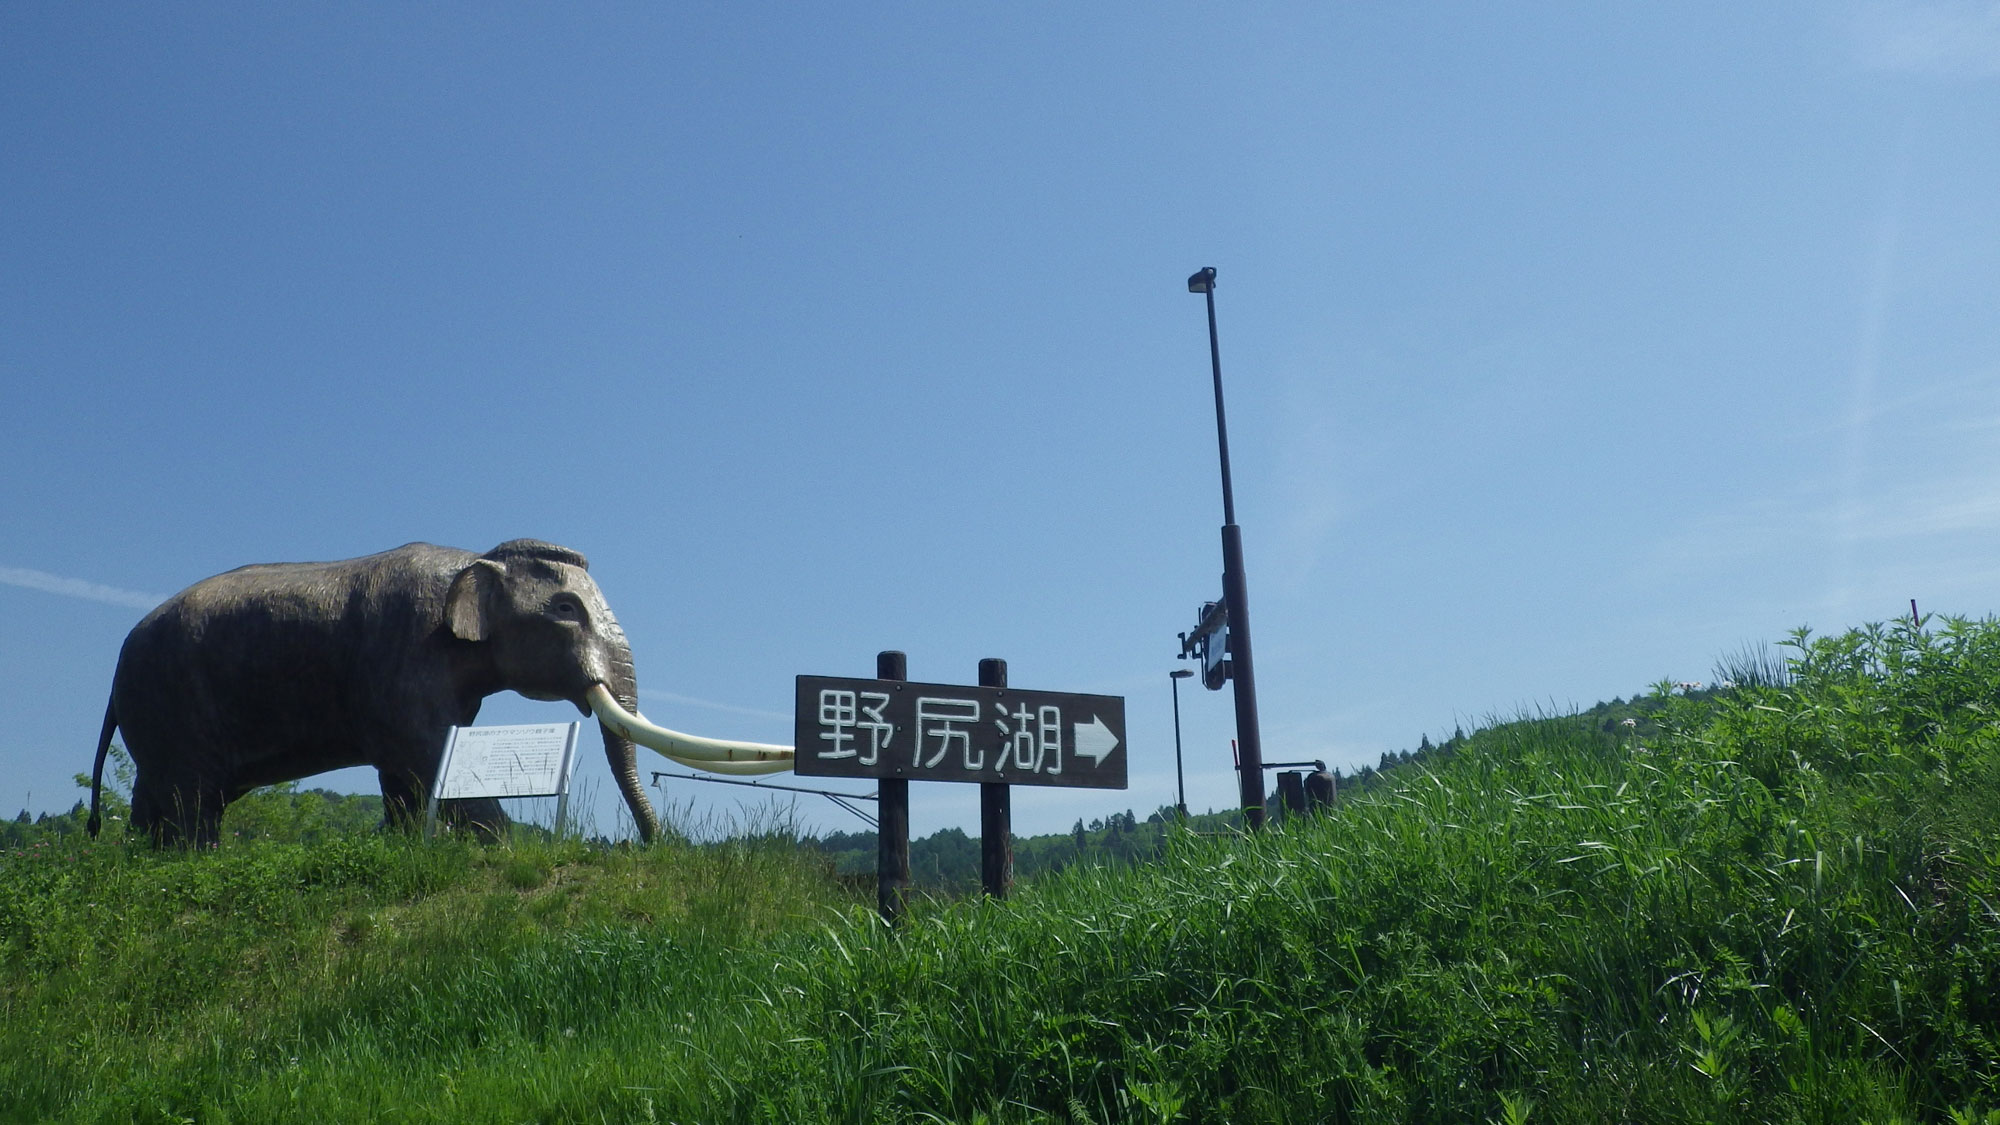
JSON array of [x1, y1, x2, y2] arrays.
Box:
[[432, 722, 581, 800]]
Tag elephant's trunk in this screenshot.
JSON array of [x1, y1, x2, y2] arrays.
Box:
[[598, 639, 664, 843]]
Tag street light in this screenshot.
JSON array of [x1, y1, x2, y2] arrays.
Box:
[[1170, 668, 1194, 819], [1187, 265, 1267, 829]]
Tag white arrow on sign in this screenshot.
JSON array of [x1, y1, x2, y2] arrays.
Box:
[[1072, 715, 1120, 766]]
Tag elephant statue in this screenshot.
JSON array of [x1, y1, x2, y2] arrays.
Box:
[[88, 539, 667, 846]]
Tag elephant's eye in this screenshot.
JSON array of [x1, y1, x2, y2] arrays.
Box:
[[550, 597, 586, 622]]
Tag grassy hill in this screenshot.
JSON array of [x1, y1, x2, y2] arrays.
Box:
[[4, 617, 1998, 1123]]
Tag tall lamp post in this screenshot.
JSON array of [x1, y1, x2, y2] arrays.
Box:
[[1170, 668, 1193, 819], [1188, 266, 1267, 829]]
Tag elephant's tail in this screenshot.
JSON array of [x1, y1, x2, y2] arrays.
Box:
[[86, 698, 117, 838]]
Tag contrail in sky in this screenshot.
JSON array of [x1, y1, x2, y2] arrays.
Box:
[[0, 566, 166, 611], [1832, 122, 1911, 611], [636, 688, 791, 724]]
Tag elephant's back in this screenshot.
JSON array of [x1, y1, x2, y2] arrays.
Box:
[[117, 542, 475, 677], [110, 543, 477, 762], [139, 544, 464, 623]]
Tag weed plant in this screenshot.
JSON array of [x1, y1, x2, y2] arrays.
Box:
[[3, 617, 1997, 1123]]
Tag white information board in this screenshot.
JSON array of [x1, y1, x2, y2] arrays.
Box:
[[427, 722, 582, 837]]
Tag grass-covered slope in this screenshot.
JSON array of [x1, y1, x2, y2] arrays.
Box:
[[4, 618, 1998, 1123]]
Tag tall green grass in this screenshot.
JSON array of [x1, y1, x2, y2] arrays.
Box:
[[4, 617, 1998, 1122]]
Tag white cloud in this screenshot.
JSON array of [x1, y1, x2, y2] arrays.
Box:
[[1852, 1, 2000, 76], [0, 567, 165, 611], [1856, 490, 2000, 538], [1627, 450, 2000, 632], [1642, 470, 2000, 573]]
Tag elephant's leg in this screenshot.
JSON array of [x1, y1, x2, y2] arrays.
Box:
[[190, 792, 226, 848], [378, 766, 428, 832], [132, 773, 223, 848], [129, 773, 168, 843], [437, 796, 510, 843]]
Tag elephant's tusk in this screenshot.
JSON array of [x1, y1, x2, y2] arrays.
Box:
[[586, 684, 795, 769], [655, 753, 795, 777]]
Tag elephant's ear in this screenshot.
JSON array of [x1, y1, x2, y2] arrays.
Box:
[[446, 559, 505, 642]]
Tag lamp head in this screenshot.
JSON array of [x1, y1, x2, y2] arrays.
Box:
[[1171, 669, 1195, 680], [1187, 267, 1216, 294]]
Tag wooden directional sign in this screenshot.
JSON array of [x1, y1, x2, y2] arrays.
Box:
[[794, 676, 1127, 790]]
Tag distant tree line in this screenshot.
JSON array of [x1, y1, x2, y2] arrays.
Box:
[[807, 804, 1212, 894]]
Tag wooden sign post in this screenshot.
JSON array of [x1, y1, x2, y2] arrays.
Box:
[[799, 655, 1127, 919], [977, 657, 1012, 899], [874, 650, 911, 925]]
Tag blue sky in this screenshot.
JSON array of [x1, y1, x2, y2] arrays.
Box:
[[5, 4, 1999, 841]]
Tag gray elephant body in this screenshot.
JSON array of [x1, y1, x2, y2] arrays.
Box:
[[90, 539, 662, 845]]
